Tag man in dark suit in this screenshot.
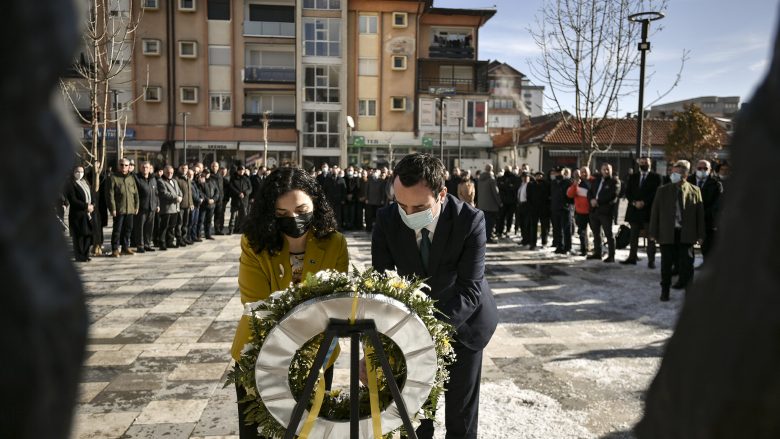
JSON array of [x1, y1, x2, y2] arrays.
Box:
[[372, 153, 498, 439], [587, 163, 621, 262], [687, 159, 723, 261], [527, 171, 551, 249], [649, 160, 705, 301], [621, 157, 662, 267]]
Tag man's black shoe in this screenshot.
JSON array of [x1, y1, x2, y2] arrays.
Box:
[[205, 236, 215, 240], [585, 254, 602, 260], [648, 260, 656, 269], [660, 289, 670, 301], [603, 256, 615, 263], [671, 282, 686, 290], [620, 258, 637, 265]]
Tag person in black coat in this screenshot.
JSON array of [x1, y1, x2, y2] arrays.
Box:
[[343, 166, 360, 230], [228, 165, 252, 234], [527, 171, 551, 249], [64, 166, 94, 262], [372, 153, 497, 439], [688, 159, 723, 261], [497, 166, 520, 237], [550, 167, 573, 254], [210, 162, 227, 234], [587, 163, 621, 262], [132, 161, 159, 253], [621, 157, 662, 267], [189, 170, 203, 242], [196, 169, 219, 239]]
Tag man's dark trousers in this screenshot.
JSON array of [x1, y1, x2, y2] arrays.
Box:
[[416, 343, 482, 439], [497, 202, 515, 235], [553, 208, 572, 251], [214, 201, 226, 233], [660, 229, 694, 289], [628, 222, 656, 263], [589, 212, 614, 257], [111, 214, 133, 251], [132, 211, 154, 248], [574, 213, 590, 254]]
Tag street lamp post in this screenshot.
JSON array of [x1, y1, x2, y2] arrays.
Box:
[[437, 96, 450, 163], [457, 116, 464, 167], [628, 11, 664, 165], [178, 111, 191, 165], [262, 111, 270, 168]]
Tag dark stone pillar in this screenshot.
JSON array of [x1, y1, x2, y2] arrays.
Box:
[[0, 2, 88, 438], [636, 10, 780, 439]]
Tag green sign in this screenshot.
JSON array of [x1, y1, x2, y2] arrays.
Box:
[[421, 137, 434, 148], [350, 135, 366, 147]]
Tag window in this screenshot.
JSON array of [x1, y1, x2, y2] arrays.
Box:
[[144, 86, 161, 102], [180, 86, 199, 104], [303, 18, 341, 57], [246, 49, 295, 68], [359, 15, 378, 34], [304, 66, 340, 103], [207, 0, 230, 20], [391, 55, 407, 70], [209, 92, 232, 111], [142, 0, 159, 10], [246, 94, 295, 114], [179, 0, 196, 11], [208, 45, 230, 65], [142, 39, 161, 56], [358, 58, 377, 76], [390, 96, 406, 111], [303, 0, 341, 10], [179, 41, 197, 58], [466, 100, 486, 128], [358, 99, 377, 117], [524, 93, 532, 98], [303, 111, 340, 148], [392, 12, 408, 28], [249, 4, 294, 22]]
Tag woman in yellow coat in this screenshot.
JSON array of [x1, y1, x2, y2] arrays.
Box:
[[231, 166, 349, 438]]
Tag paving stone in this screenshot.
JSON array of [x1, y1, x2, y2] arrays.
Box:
[[105, 373, 166, 392], [168, 363, 229, 381], [77, 381, 109, 403], [85, 350, 141, 366], [135, 399, 210, 424], [121, 423, 196, 439], [71, 412, 139, 439]]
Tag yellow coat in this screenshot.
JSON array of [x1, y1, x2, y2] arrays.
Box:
[[231, 231, 349, 360]]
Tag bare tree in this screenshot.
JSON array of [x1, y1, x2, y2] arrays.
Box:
[[529, 0, 684, 167], [60, 0, 147, 191]]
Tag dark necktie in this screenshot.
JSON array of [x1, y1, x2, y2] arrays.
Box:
[[640, 173, 646, 188], [698, 179, 704, 188], [420, 228, 431, 271]]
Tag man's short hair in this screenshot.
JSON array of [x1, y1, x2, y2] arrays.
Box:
[[674, 160, 691, 172], [392, 153, 446, 193]]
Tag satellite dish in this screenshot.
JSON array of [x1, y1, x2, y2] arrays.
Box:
[[346, 115, 355, 129]]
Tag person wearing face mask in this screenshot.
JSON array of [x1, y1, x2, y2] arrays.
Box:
[[649, 160, 705, 301], [622, 157, 662, 267], [132, 161, 159, 253], [64, 165, 94, 262], [527, 171, 551, 250], [365, 168, 386, 232], [586, 163, 621, 262], [231, 167, 348, 439], [343, 166, 359, 230], [686, 159, 723, 262], [197, 169, 219, 240], [372, 153, 498, 439]]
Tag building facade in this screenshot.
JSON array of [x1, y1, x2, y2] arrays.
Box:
[[648, 96, 741, 119], [65, 0, 497, 170], [486, 61, 545, 134]]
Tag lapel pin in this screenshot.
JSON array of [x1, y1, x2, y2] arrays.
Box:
[[279, 263, 284, 278]]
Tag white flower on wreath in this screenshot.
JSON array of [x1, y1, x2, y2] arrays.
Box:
[[412, 286, 430, 301]]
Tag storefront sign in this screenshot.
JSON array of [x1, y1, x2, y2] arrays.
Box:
[[83, 127, 136, 140]]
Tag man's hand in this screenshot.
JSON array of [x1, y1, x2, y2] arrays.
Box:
[[239, 193, 245, 199], [87, 204, 94, 213], [190, 206, 194, 211], [208, 199, 214, 205], [635, 201, 645, 209], [112, 210, 117, 217], [590, 199, 598, 208], [177, 196, 183, 203], [135, 210, 139, 215], [156, 207, 160, 213]]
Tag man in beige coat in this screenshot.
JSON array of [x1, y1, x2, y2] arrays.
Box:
[[648, 160, 705, 301]]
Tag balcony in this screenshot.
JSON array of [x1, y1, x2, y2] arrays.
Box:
[[243, 20, 294, 38], [242, 113, 296, 129], [418, 77, 488, 95], [243, 67, 296, 83], [428, 45, 475, 60]]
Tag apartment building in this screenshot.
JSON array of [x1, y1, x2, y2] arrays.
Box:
[[347, 2, 495, 169], [66, 0, 495, 170]]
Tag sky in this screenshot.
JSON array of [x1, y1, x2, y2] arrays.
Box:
[[439, 0, 778, 115]]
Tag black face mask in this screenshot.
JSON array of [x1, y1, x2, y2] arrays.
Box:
[[556, 175, 563, 180], [276, 212, 314, 238], [639, 165, 649, 172]]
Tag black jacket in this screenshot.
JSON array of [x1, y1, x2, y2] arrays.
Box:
[[250, 174, 265, 201], [134, 174, 159, 213], [211, 173, 225, 205], [687, 175, 723, 229], [527, 179, 551, 214], [498, 173, 521, 206], [372, 194, 498, 351], [64, 179, 94, 235], [191, 179, 204, 207], [587, 176, 621, 216], [550, 177, 573, 211], [625, 171, 662, 224], [229, 174, 253, 207], [200, 178, 220, 207]]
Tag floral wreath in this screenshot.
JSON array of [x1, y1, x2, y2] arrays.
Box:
[[226, 268, 455, 438]]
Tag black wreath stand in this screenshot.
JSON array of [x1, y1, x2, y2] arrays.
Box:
[[284, 318, 419, 439]]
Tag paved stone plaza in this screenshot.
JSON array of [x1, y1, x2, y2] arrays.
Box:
[[72, 229, 684, 438]]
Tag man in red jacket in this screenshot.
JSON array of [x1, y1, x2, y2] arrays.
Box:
[[567, 167, 592, 256]]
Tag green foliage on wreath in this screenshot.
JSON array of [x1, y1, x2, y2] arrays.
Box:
[[225, 267, 456, 438]]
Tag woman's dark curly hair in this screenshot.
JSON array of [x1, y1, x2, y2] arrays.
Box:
[[242, 167, 337, 255]]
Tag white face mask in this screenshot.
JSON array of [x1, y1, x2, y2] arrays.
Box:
[[696, 170, 708, 179], [669, 172, 682, 184], [74, 172, 84, 180], [398, 201, 438, 231]]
